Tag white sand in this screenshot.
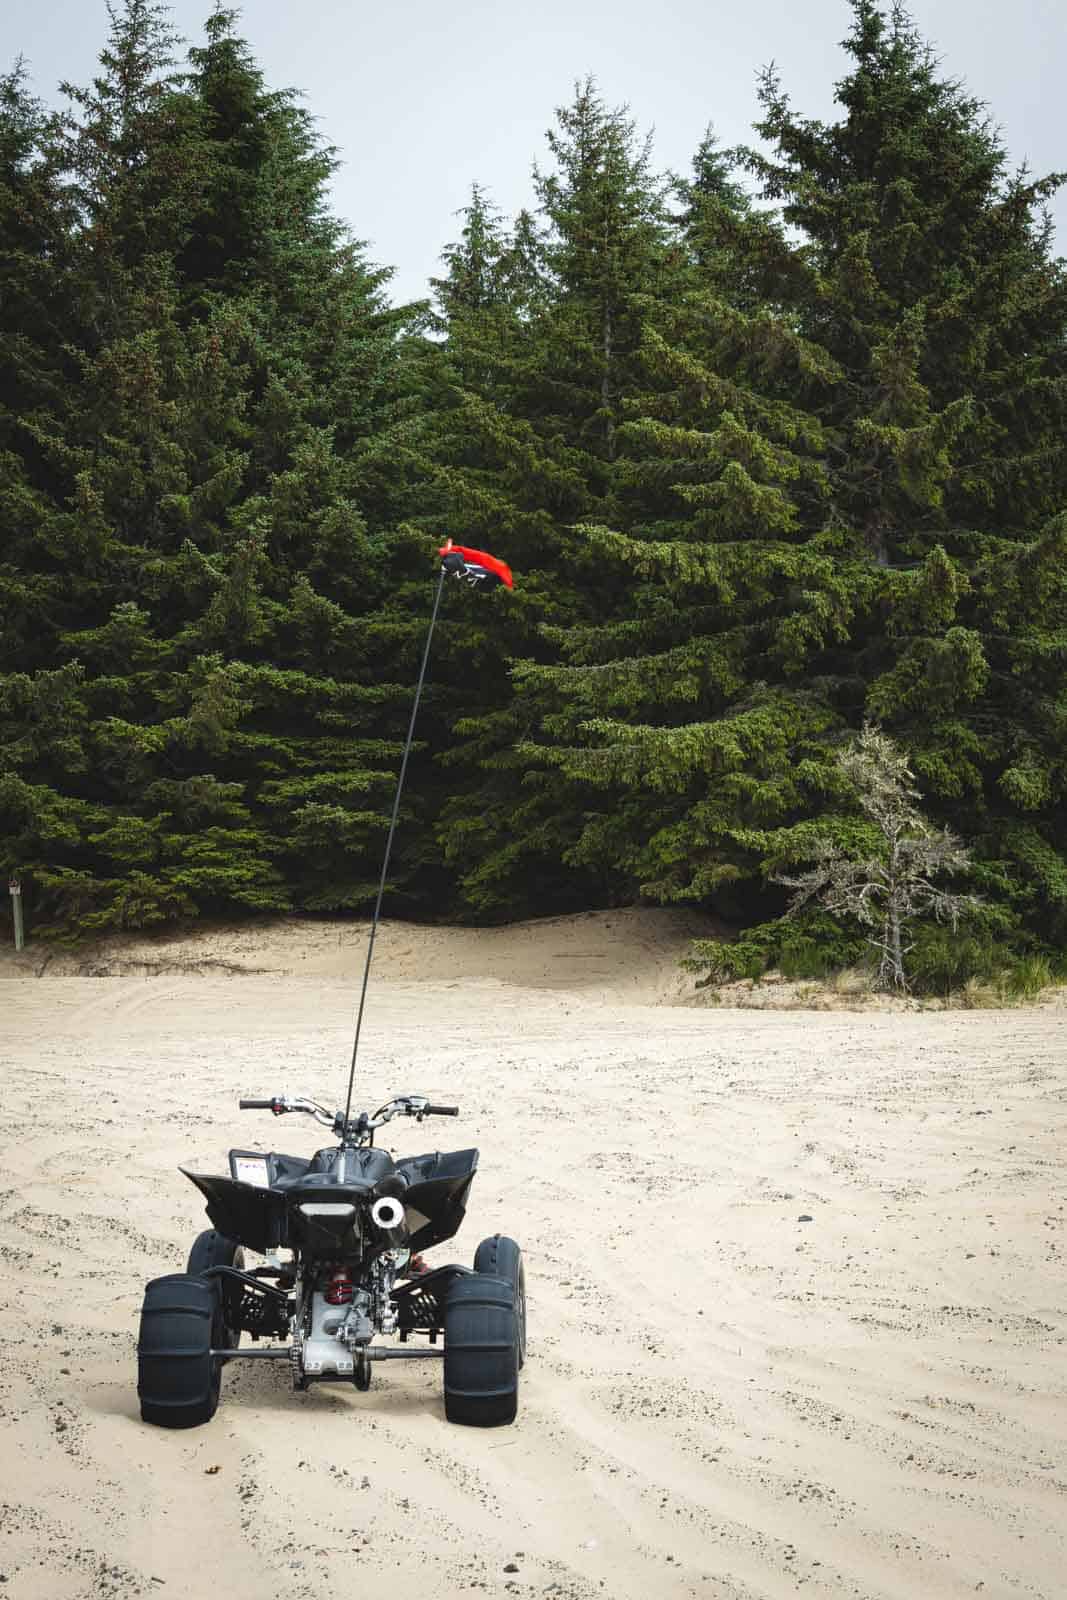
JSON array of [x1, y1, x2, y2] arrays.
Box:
[[1, 909, 1065, 1599]]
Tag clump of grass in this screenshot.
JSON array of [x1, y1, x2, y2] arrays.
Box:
[[958, 977, 1002, 1009], [690, 943, 1065, 1010], [907, 927, 1000, 996], [831, 965, 876, 997], [1002, 955, 1055, 999], [948, 955, 1061, 1008], [778, 939, 837, 980]]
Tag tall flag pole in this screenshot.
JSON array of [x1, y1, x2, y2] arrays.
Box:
[[341, 541, 514, 1130]]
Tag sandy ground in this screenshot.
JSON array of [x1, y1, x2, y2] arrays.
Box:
[[0, 909, 1065, 1600]]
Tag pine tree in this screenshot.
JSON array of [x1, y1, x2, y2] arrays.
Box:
[[0, 64, 79, 671], [416, 184, 594, 916], [505, 123, 847, 923], [0, 65, 73, 442], [1, 3, 287, 932], [743, 0, 1067, 950], [431, 184, 514, 321], [416, 82, 694, 916], [774, 725, 979, 989], [515, 4, 1067, 960], [1, 5, 429, 935]]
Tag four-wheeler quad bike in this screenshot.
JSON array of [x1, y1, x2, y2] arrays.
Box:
[[137, 1092, 526, 1428]]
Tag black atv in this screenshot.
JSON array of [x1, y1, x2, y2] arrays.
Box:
[[137, 1093, 525, 1428]]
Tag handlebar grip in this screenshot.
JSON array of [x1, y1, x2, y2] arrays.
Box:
[[426, 1104, 459, 1116], [239, 1099, 275, 1109]]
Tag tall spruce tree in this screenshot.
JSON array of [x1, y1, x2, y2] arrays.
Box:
[[0, 5, 428, 935], [742, 0, 1067, 950], [492, 98, 850, 922], [0, 64, 79, 671], [510, 3, 1067, 959], [417, 82, 696, 916]]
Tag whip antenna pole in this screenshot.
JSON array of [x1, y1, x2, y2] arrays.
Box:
[[342, 565, 447, 1130]]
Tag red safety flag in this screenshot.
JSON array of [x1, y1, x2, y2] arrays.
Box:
[[439, 539, 514, 590]]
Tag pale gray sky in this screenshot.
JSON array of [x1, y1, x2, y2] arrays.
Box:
[[7, 0, 1065, 304]]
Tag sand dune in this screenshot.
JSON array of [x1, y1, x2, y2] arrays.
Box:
[[7, 906, 714, 1003], [1, 911, 1064, 1599]]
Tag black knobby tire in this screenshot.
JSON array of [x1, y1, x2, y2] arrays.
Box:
[[138, 1273, 223, 1429], [187, 1228, 244, 1277], [187, 1230, 245, 1349], [473, 1235, 526, 1368], [443, 1273, 519, 1427]]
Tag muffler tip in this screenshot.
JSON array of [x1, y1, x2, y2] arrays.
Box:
[[370, 1195, 405, 1230]]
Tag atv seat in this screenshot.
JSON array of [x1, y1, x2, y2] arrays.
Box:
[[270, 1145, 396, 1192]]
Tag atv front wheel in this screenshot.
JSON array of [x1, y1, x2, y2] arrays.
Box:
[[473, 1235, 526, 1368], [137, 1273, 223, 1429], [443, 1272, 519, 1427]]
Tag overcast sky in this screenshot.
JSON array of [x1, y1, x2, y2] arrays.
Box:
[[7, 0, 1065, 304]]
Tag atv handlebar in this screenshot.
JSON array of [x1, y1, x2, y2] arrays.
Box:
[[238, 1093, 459, 1136], [240, 1095, 337, 1129]]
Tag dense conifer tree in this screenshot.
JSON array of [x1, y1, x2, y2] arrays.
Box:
[[742, 0, 1067, 947], [418, 83, 696, 915], [0, 5, 427, 934], [0, 65, 78, 671], [2, 1, 1064, 965], [498, 113, 843, 920], [505, 3, 1067, 955]]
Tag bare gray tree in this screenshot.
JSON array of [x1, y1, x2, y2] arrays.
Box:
[[777, 726, 980, 991]]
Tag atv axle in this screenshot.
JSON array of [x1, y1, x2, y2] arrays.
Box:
[[211, 1345, 445, 1361]]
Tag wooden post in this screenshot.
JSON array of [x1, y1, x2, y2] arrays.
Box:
[[8, 880, 23, 952]]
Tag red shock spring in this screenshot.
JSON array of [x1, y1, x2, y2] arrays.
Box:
[[324, 1268, 353, 1305]]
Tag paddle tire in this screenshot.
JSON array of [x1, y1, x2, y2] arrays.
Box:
[[443, 1272, 519, 1427], [473, 1235, 526, 1368], [137, 1273, 224, 1429]]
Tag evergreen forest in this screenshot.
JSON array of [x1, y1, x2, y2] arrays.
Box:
[[3, 0, 1066, 986]]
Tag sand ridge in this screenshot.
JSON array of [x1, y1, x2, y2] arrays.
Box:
[[0, 910, 1064, 1598], [3, 906, 715, 1003]]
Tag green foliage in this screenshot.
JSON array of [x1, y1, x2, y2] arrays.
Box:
[[475, 2, 1067, 966], [685, 910, 864, 982], [2, 0, 1065, 974], [906, 924, 1003, 994], [412, 78, 694, 916], [774, 727, 981, 989], [0, 4, 431, 938], [1002, 956, 1056, 1000]]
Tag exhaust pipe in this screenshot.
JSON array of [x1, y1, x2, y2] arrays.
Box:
[[370, 1193, 408, 1246], [370, 1195, 405, 1231]]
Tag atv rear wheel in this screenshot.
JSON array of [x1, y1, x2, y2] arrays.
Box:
[[473, 1235, 526, 1368], [443, 1272, 519, 1427], [138, 1273, 224, 1429], [187, 1230, 245, 1349], [187, 1228, 245, 1278]]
